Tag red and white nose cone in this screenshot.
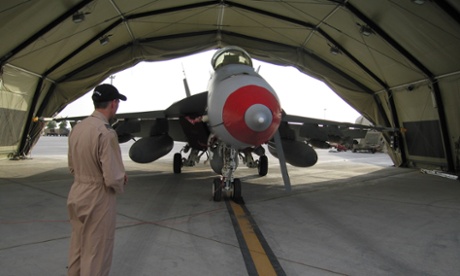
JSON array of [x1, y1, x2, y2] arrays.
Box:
[[222, 85, 281, 146]]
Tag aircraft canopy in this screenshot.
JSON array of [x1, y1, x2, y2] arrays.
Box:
[[211, 46, 253, 70]]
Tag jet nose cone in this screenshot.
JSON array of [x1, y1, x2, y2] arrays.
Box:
[[218, 84, 282, 147], [245, 104, 272, 132]]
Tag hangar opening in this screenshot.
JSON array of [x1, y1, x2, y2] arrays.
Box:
[[1, 0, 460, 174]]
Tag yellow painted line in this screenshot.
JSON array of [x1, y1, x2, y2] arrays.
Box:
[[230, 201, 277, 276]]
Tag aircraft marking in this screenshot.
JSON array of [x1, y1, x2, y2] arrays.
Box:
[[226, 200, 285, 276]]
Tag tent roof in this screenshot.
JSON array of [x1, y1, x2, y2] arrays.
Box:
[[1, 0, 460, 171]]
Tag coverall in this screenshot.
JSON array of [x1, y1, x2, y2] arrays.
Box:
[[67, 110, 125, 276]]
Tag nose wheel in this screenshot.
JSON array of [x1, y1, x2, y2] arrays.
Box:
[[232, 179, 243, 203], [212, 178, 242, 202], [212, 178, 222, 201]]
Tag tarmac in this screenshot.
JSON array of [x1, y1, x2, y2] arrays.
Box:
[[1, 137, 460, 276]]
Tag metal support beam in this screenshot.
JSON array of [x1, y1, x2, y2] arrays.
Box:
[[0, 0, 93, 66], [273, 130, 291, 192], [344, 2, 454, 170]]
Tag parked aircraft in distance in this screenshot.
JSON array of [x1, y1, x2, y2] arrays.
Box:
[[352, 116, 386, 153]]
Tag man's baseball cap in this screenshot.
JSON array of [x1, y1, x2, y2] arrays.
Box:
[[92, 84, 127, 103]]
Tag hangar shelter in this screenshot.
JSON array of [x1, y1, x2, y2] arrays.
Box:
[[1, 0, 459, 172]]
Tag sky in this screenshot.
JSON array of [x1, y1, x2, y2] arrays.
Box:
[[59, 50, 361, 123]]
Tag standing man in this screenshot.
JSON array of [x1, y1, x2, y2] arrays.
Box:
[[67, 84, 128, 276]]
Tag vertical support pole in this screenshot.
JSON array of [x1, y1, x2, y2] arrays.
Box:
[[273, 130, 291, 192]]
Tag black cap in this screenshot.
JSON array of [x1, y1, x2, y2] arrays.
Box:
[[92, 84, 127, 103]]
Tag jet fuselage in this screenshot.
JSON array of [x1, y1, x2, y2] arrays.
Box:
[[206, 47, 282, 149]]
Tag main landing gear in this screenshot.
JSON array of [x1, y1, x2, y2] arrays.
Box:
[[240, 148, 268, 177], [257, 155, 268, 176], [173, 144, 207, 174], [173, 153, 182, 173]]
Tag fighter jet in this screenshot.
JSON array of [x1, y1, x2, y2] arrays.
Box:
[[59, 46, 388, 202]]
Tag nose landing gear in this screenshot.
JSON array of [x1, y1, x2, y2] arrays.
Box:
[[212, 177, 243, 203]]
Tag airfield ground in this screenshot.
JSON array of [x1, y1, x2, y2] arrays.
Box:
[[1, 137, 459, 275]]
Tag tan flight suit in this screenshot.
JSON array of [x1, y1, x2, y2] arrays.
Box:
[[67, 111, 125, 276]]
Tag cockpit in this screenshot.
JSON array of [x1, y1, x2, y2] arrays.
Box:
[[211, 46, 253, 70]]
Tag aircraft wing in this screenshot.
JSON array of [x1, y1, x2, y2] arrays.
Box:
[[115, 110, 166, 120], [51, 91, 209, 146], [266, 112, 396, 184], [164, 91, 208, 117], [114, 91, 208, 120], [278, 113, 395, 149], [109, 91, 210, 163], [283, 114, 394, 132]]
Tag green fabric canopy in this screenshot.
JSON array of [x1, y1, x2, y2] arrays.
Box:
[[1, 0, 459, 171]]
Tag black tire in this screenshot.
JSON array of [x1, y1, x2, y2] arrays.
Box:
[[213, 178, 222, 202], [173, 153, 182, 174], [258, 155, 268, 176], [232, 178, 242, 200]]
